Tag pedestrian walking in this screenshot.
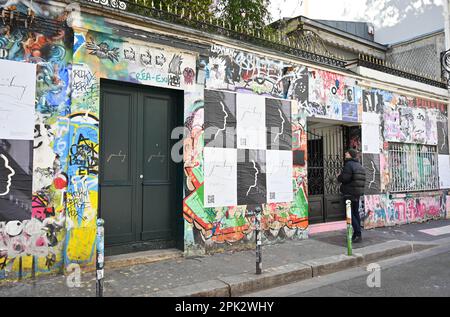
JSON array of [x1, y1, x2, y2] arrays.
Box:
[[337, 149, 366, 243]]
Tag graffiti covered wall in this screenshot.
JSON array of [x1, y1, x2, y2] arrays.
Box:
[[0, 2, 72, 279], [360, 87, 448, 228], [364, 193, 445, 229], [198, 44, 309, 253], [1, 3, 449, 280]]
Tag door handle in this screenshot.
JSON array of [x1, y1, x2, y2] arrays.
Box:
[[139, 175, 144, 179]]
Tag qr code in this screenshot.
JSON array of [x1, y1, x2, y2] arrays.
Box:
[[270, 192, 276, 200], [208, 195, 215, 204], [240, 138, 247, 146]]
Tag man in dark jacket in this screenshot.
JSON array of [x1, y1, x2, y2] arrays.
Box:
[[337, 149, 366, 243]]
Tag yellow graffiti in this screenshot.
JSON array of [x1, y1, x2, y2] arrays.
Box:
[[66, 227, 96, 263]]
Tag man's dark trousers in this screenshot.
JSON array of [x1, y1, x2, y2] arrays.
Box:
[[351, 198, 362, 237], [344, 196, 361, 237]]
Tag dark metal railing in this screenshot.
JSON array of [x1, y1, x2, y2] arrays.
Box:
[[0, 7, 69, 35], [358, 54, 447, 89], [78, 0, 347, 69]]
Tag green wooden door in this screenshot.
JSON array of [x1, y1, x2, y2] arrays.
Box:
[[100, 81, 181, 253]]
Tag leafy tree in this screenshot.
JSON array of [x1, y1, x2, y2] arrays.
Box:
[[214, 0, 272, 30], [136, 0, 214, 18], [133, 0, 273, 33]]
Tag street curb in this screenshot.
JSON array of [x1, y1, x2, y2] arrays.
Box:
[[152, 280, 230, 297], [218, 263, 312, 297], [300, 254, 364, 277], [104, 249, 183, 271], [357, 240, 414, 264], [148, 240, 431, 297]]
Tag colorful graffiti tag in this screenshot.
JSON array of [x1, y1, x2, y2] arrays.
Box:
[[364, 194, 445, 229]]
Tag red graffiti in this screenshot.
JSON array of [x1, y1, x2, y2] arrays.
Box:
[[32, 195, 55, 221]]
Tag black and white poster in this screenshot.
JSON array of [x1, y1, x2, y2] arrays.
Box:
[[363, 90, 383, 114], [237, 149, 267, 206], [203, 91, 294, 208], [266, 98, 292, 151], [363, 153, 381, 195], [236, 93, 266, 150], [0, 139, 33, 222], [204, 147, 237, 208], [204, 90, 237, 149], [266, 150, 293, 204]]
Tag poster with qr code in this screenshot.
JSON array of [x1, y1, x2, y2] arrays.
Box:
[[204, 147, 237, 208], [203, 90, 294, 207]]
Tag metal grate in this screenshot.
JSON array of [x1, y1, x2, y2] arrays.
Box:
[[388, 143, 439, 193], [307, 126, 344, 196]]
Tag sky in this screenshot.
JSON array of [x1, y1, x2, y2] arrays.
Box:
[[269, 0, 446, 44]]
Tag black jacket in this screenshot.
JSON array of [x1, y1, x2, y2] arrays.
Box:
[[337, 158, 366, 199]]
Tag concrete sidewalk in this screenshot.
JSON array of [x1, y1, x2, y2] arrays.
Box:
[[1, 219, 449, 297]]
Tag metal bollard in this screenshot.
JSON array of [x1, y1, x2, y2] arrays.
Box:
[[96, 218, 105, 297], [255, 207, 262, 275], [346, 200, 353, 256]]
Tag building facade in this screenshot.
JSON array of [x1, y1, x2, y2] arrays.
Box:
[[0, 0, 449, 281]]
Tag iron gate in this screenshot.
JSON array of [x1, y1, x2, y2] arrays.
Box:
[[307, 125, 346, 224]]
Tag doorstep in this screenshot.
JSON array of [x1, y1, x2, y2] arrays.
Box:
[[104, 249, 184, 271], [308, 221, 347, 236]]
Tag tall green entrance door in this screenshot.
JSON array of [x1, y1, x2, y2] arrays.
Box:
[[100, 80, 183, 255]]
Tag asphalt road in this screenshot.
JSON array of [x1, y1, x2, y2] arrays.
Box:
[[245, 246, 450, 297]]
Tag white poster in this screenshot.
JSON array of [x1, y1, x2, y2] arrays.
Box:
[[0, 60, 36, 140], [362, 112, 380, 125], [266, 150, 293, 204], [439, 155, 450, 189], [236, 93, 266, 150], [362, 123, 380, 154], [204, 147, 237, 207]]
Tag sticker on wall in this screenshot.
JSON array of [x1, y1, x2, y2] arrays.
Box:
[[438, 155, 450, 189], [342, 103, 358, 122], [204, 90, 237, 149], [0, 139, 33, 222], [0, 60, 36, 140], [363, 154, 381, 195]]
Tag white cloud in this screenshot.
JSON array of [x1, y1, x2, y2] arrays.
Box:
[[269, 0, 444, 29]]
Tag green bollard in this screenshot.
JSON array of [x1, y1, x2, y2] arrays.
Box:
[[346, 200, 353, 256]]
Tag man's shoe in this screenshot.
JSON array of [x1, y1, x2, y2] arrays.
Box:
[[352, 236, 362, 244]]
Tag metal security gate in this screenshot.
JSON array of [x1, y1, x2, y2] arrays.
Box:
[[307, 124, 346, 224]]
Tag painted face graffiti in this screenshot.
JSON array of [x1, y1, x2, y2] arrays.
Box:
[[183, 67, 195, 85]]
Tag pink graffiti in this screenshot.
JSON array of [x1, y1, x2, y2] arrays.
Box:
[[32, 194, 55, 221], [365, 195, 444, 229], [394, 201, 407, 223]]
